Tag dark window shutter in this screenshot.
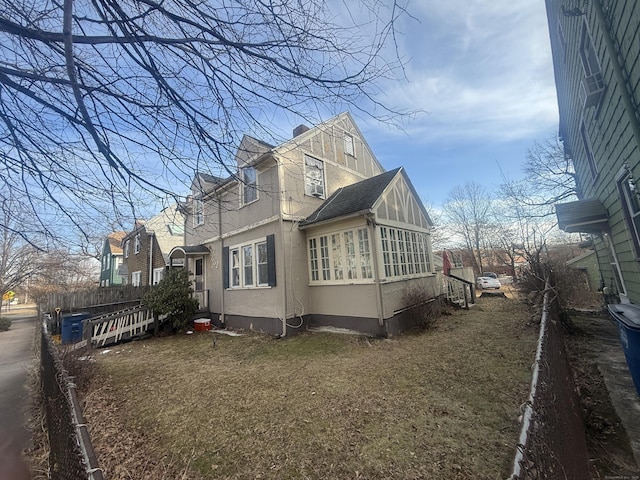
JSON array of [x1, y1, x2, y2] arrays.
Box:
[[266, 234, 276, 286], [222, 246, 229, 289]]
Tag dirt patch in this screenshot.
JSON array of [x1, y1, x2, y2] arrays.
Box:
[[564, 312, 638, 478]]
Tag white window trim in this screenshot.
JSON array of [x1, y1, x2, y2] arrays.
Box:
[[580, 121, 598, 180], [308, 227, 375, 285], [378, 226, 432, 281], [124, 240, 130, 258], [240, 166, 258, 206], [152, 267, 165, 285], [304, 155, 325, 199], [193, 198, 204, 227], [131, 270, 142, 287], [228, 238, 269, 289], [344, 133, 355, 157], [134, 234, 141, 254], [617, 168, 640, 260]]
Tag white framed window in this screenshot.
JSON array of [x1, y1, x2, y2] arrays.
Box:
[[379, 227, 431, 279], [193, 198, 204, 227], [243, 245, 253, 286], [231, 248, 240, 287], [344, 134, 355, 157], [226, 238, 273, 288], [257, 242, 268, 285], [153, 267, 165, 285], [107, 253, 111, 270], [134, 234, 141, 254], [580, 121, 598, 180], [131, 271, 142, 287], [124, 240, 130, 258], [309, 238, 319, 281], [308, 227, 374, 284], [241, 167, 257, 205], [579, 20, 604, 108], [305, 155, 325, 198], [618, 169, 640, 258]]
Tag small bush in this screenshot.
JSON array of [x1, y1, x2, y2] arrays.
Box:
[[0, 317, 11, 331], [401, 286, 443, 330]]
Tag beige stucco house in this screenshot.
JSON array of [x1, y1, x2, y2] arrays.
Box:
[[170, 112, 439, 336]]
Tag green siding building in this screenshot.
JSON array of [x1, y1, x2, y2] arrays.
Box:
[[548, 0, 640, 304]]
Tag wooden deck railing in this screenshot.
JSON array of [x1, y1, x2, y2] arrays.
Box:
[[441, 274, 475, 309]]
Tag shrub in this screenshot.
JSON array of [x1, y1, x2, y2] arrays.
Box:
[[401, 286, 443, 330], [0, 317, 11, 331], [143, 269, 199, 332]]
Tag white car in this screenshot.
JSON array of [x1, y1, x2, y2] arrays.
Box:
[[477, 276, 501, 290]]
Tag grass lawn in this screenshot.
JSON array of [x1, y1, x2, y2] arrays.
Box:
[[79, 296, 537, 480]]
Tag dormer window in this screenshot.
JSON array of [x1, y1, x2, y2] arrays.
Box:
[[305, 155, 325, 198]]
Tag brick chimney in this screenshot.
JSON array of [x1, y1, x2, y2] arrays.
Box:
[[293, 124, 310, 137]]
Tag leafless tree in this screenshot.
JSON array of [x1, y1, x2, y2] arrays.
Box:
[[496, 135, 580, 278], [0, 196, 99, 298], [500, 136, 578, 218], [442, 182, 494, 274], [1, 0, 411, 246], [423, 201, 450, 252]]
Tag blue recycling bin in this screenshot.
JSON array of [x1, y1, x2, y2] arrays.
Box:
[[61, 312, 91, 344], [608, 304, 640, 396]]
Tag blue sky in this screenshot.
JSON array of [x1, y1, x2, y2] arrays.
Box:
[[345, 0, 559, 208]]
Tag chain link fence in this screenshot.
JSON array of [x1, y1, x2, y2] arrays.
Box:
[[41, 320, 103, 480], [509, 283, 591, 479]]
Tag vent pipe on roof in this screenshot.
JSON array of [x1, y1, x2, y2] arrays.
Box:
[[293, 124, 310, 137]]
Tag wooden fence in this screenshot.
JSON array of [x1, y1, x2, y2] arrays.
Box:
[[40, 286, 149, 314]]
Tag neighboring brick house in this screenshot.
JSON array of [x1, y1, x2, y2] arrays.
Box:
[[99, 231, 126, 287], [170, 112, 439, 336], [547, 1, 640, 303], [120, 205, 185, 286]]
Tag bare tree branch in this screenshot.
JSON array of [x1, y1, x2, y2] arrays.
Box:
[[1, 0, 412, 249]]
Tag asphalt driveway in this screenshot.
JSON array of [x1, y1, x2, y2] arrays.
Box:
[[0, 305, 37, 450]]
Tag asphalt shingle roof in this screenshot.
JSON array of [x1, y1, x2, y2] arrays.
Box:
[[300, 168, 401, 227]]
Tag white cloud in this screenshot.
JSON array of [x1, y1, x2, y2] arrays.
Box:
[[372, 0, 559, 144]]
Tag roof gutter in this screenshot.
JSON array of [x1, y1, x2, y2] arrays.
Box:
[[298, 209, 373, 231]]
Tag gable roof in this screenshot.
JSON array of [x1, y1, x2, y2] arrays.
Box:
[[274, 112, 385, 174], [299, 168, 402, 228], [106, 231, 127, 255]]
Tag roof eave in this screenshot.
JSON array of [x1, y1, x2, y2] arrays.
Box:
[[298, 209, 372, 230]]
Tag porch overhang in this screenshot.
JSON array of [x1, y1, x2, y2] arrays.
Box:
[[169, 245, 210, 259], [555, 199, 609, 235]]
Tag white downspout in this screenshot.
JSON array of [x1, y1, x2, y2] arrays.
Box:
[[148, 232, 154, 286], [367, 214, 385, 329], [277, 155, 287, 337], [218, 193, 225, 326]]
